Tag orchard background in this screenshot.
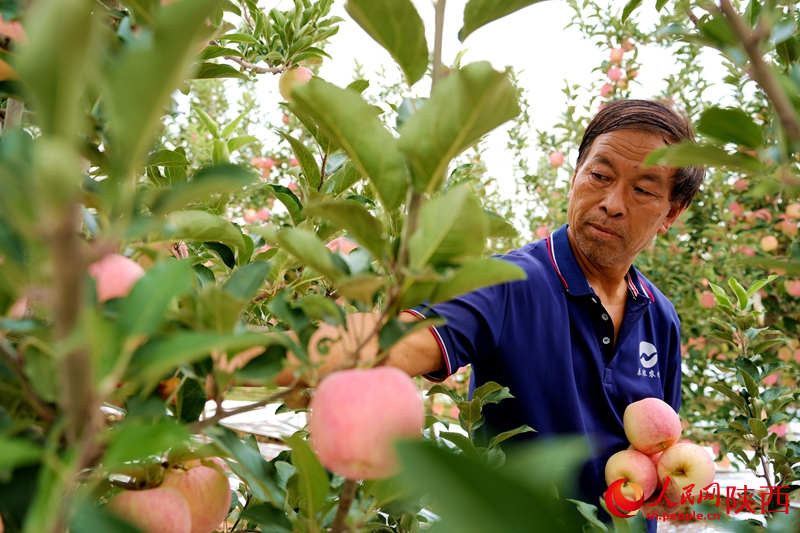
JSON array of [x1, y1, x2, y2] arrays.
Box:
[[0, 0, 799, 532]]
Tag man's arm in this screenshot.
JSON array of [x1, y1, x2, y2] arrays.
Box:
[[274, 311, 443, 387]]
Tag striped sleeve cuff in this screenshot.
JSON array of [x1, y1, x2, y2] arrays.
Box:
[[401, 309, 453, 382]]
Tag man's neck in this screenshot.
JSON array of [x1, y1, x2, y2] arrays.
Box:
[[566, 229, 631, 305]]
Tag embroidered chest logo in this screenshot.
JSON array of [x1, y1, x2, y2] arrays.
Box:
[[637, 341, 660, 379]]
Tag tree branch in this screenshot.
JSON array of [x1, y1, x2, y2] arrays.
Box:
[[718, 0, 800, 143], [224, 55, 284, 74], [431, 0, 446, 93], [331, 479, 357, 533], [0, 339, 57, 422], [189, 389, 292, 432]]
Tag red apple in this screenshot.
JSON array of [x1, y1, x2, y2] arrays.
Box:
[[760, 235, 778, 252], [257, 208, 270, 222], [243, 209, 258, 224], [548, 151, 564, 168], [282, 114, 290, 125], [89, 254, 145, 303], [162, 458, 231, 533], [609, 48, 624, 63], [600, 83, 613, 97], [607, 66, 622, 81], [733, 178, 748, 191], [699, 290, 715, 309], [279, 66, 313, 101], [785, 203, 800, 220], [605, 449, 658, 499], [785, 280, 800, 297], [656, 442, 715, 501], [623, 397, 682, 454], [309, 367, 424, 479], [108, 487, 191, 533]]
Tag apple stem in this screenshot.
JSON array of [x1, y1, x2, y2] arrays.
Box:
[[331, 479, 357, 533]]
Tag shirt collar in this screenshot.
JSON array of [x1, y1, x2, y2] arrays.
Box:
[[545, 224, 654, 303]]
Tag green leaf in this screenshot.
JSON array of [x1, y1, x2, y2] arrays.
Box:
[[212, 139, 230, 164], [696, 107, 763, 149], [119, 259, 194, 336], [277, 131, 321, 190], [276, 227, 344, 281], [164, 210, 246, 257], [103, 419, 190, 467], [334, 274, 385, 303], [488, 425, 536, 449], [485, 210, 518, 238], [566, 499, 609, 532], [345, 0, 428, 85], [0, 437, 41, 471], [303, 198, 386, 259], [395, 439, 585, 533], [297, 294, 345, 325], [459, 0, 542, 41], [746, 275, 778, 298], [205, 241, 236, 269], [147, 149, 190, 167], [69, 500, 143, 533], [205, 426, 284, 505], [15, 0, 100, 138], [398, 62, 520, 193], [266, 184, 304, 225], [285, 434, 329, 517], [439, 431, 481, 460], [320, 160, 362, 196], [621, 0, 642, 22], [290, 78, 409, 209], [431, 257, 526, 304], [194, 61, 249, 80], [708, 282, 735, 311], [409, 185, 488, 268], [196, 107, 221, 138], [239, 503, 292, 532], [176, 378, 206, 422], [127, 331, 269, 385], [227, 135, 259, 152], [223, 261, 271, 301], [727, 278, 748, 310], [710, 382, 747, 410], [150, 164, 256, 214], [234, 344, 287, 382], [644, 142, 762, 173], [105, 0, 219, 178], [749, 418, 768, 440]]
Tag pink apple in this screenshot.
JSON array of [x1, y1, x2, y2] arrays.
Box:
[[282, 114, 290, 125], [769, 423, 787, 438], [699, 290, 715, 309], [733, 178, 748, 191], [785, 203, 800, 220], [289, 157, 299, 167], [607, 66, 622, 81], [762, 373, 778, 386], [778, 220, 798, 237], [535, 226, 549, 239], [89, 254, 145, 303], [549, 151, 564, 168], [627, 69, 639, 79], [243, 209, 258, 224], [108, 487, 191, 533], [279, 66, 313, 101], [256, 208, 270, 222], [656, 442, 715, 501], [600, 83, 614, 97], [7, 297, 27, 319], [622, 39, 635, 52], [760, 235, 778, 252], [785, 280, 800, 297], [728, 201, 744, 218], [309, 367, 424, 479], [609, 48, 624, 63], [623, 397, 682, 455], [162, 458, 231, 533], [0, 14, 25, 42], [605, 449, 658, 499], [326, 236, 358, 255]]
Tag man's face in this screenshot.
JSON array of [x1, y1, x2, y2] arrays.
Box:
[[566, 128, 684, 270]]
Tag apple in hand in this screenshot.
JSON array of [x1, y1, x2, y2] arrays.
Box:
[[279, 66, 313, 101], [656, 442, 715, 501], [162, 458, 231, 533], [309, 366, 424, 480], [108, 486, 191, 533], [623, 397, 681, 454], [89, 254, 145, 303], [605, 449, 658, 499]]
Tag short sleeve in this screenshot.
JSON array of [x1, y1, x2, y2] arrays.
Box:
[[405, 279, 509, 382]]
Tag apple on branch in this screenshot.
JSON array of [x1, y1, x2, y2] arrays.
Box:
[[108, 486, 192, 533], [162, 458, 232, 533]]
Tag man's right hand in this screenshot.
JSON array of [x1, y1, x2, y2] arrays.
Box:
[[273, 311, 444, 407]]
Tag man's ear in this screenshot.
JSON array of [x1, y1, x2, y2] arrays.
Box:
[[567, 171, 577, 200], [658, 203, 685, 234]]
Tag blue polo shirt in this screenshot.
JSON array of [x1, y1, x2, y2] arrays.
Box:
[[407, 223, 681, 532]]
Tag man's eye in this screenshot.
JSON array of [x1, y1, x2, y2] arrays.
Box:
[[591, 172, 608, 181], [635, 187, 653, 196]]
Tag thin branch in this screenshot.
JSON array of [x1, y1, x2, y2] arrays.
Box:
[[224, 56, 284, 74], [718, 0, 800, 143], [331, 479, 358, 533], [0, 339, 56, 421], [189, 389, 292, 432]]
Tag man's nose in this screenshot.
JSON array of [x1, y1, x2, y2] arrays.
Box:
[[600, 183, 626, 217]]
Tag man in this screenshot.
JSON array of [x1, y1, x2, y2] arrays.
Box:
[[277, 99, 704, 531]]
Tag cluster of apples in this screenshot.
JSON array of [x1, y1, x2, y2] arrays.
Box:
[[604, 398, 715, 515], [309, 367, 424, 480], [108, 458, 231, 533]]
